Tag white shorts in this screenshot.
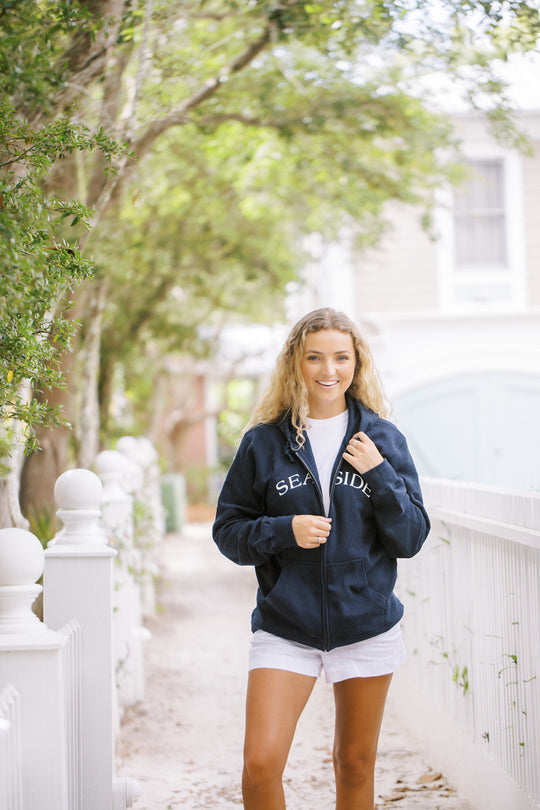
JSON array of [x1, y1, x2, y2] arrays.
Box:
[[248, 624, 406, 684]]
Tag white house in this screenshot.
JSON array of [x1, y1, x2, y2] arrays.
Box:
[[293, 111, 540, 494]]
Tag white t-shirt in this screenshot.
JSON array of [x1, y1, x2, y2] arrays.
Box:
[[305, 410, 349, 516]]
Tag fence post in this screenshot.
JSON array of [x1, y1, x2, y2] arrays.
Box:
[[0, 528, 69, 810], [136, 437, 166, 550], [43, 469, 117, 810], [96, 450, 149, 710], [116, 436, 164, 618]]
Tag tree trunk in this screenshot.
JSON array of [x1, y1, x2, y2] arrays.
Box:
[[98, 352, 116, 438], [76, 280, 108, 468], [19, 417, 73, 520], [0, 432, 31, 530]]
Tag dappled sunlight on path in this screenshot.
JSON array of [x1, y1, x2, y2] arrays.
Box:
[[116, 524, 474, 809]]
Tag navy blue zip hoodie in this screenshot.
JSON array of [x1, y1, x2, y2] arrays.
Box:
[[212, 395, 430, 651]]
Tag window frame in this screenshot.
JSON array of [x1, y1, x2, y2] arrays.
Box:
[[435, 148, 527, 313]]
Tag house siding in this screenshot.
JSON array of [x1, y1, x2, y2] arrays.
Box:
[[353, 202, 439, 315], [523, 138, 540, 307]]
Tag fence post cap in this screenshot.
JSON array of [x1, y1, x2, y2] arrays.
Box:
[[136, 436, 158, 467], [116, 435, 141, 462], [95, 449, 130, 477], [0, 527, 44, 586], [54, 468, 103, 510]]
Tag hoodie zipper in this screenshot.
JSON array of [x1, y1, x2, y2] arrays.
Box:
[[292, 448, 332, 651], [293, 430, 352, 651]]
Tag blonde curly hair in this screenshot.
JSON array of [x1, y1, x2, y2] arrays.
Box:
[[246, 308, 388, 444]]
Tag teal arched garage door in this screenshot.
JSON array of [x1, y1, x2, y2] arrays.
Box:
[[392, 372, 540, 494]]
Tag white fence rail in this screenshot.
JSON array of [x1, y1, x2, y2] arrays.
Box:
[[0, 683, 23, 810], [392, 477, 540, 810]]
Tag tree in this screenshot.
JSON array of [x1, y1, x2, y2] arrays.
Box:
[[2, 0, 538, 519], [92, 90, 450, 443], [0, 0, 123, 525], [91, 0, 540, 448]]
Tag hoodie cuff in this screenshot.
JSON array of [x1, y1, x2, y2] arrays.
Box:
[[266, 515, 297, 551], [362, 459, 400, 501]]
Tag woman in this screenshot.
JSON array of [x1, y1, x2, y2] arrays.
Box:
[[212, 308, 430, 810]]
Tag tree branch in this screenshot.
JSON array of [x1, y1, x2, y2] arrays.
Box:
[[194, 112, 284, 130], [83, 18, 279, 233], [123, 0, 154, 140], [132, 21, 277, 159]]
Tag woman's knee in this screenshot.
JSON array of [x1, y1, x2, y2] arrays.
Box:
[[243, 745, 286, 787], [333, 743, 376, 787]]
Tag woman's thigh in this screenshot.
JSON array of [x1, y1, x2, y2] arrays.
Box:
[[244, 668, 317, 771], [333, 674, 393, 763]]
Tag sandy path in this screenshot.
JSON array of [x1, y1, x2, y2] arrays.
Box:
[[115, 523, 474, 810]]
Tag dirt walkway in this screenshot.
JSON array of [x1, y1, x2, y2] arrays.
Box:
[[116, 523, 474, 810]]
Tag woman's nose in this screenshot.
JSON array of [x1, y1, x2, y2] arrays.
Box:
[[322, 358, 335, 375]]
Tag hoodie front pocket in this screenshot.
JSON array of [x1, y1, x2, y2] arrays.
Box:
[[258, 562, 322, 641], [327, 559, 388, 645]]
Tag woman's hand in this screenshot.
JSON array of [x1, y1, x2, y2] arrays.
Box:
[[343, 432, 383, 474], [292, 514, 332, 549]]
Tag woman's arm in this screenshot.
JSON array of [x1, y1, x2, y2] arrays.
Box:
[[212, 434, 298, 566], [344, 429, 430, 559]]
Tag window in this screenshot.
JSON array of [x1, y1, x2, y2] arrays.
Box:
[[437, 153, 526, 311], [454, 160, 506, 269]]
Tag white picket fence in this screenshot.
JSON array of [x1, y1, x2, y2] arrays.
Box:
[[0, 683, 22, 810], [4, 456, 539, 810], [0, 436, 165, 810], [392, 477, 540, 810]]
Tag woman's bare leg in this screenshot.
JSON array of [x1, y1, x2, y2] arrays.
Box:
[[242, 668, 317, 810], [333, 674, 392, 810]]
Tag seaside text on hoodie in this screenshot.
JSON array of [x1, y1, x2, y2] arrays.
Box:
[[212, 396, 430, 652]]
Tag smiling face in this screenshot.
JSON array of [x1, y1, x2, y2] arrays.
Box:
[[300, 329, 356, 418]]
